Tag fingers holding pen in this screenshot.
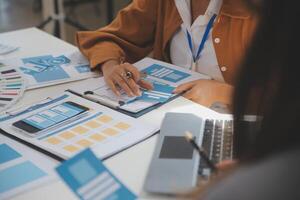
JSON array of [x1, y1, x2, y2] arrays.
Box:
[[113, 73, 135, 97], [102, 60, 153, 97]]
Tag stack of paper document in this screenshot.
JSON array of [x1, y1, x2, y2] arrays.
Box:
[[0, 92, 158, 160], [0, 50, 98, 89]]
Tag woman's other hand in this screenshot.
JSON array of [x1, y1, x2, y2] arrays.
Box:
[[173, 79, 234, 107]]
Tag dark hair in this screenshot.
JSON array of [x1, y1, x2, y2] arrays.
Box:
[[233, 0, 300, 161]]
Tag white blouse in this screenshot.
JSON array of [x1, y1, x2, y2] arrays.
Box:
[[170, 0, 225, 82]]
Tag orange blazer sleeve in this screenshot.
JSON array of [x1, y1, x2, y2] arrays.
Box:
[[76, 0, 158, 69]]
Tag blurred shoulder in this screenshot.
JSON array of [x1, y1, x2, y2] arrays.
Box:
[[203, 149, 300, 200]]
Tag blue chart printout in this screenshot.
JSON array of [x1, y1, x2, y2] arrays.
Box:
[[0, 51, 97, 89], [0, 139, 55, 199], [142, 64, 191, 83], [137, 81, 175, 103], [56, 148, 137, 200]]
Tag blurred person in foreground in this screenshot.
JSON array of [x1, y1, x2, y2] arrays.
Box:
[[191, 0, 300, 199]]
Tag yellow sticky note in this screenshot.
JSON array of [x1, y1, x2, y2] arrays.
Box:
[[97, 115, 113, 123], [115, 122, 131, 130], [102, 128, 119, 136], [77, 139, 93, 147], [85, 120, 101, 129], [90, 134, 105, 142], [46, 137, 61, 145], [63, 145, 80, 153], [59, 131, 75, 139], [72, 126, 89, 134]]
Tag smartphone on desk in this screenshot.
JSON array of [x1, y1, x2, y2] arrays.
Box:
[[12, 101, 89, 136]]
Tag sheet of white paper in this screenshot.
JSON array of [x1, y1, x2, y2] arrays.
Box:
[[0, 134, 57, 199], [70, 77, 137, 105], [68, 77, 104, 94], [93, 85, 137, 103], [0, 44, 19, 55], [0, 51, 98, 89], [0, 92, 158, 160]]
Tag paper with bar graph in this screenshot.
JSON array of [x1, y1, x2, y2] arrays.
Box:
[[0, 92, 158, 160]]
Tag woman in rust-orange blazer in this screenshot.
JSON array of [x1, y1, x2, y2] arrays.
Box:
[[76, 0, 257, 106]]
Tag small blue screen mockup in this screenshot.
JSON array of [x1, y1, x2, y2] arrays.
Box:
[[0, 144, 21, 164], [22, 102, 85, 130], [137, 81, 175, 103], [56, 149, 136, 200], [142, 64, 191, 83], [0, 144, 48, 196], [0, 161, 47, 193]]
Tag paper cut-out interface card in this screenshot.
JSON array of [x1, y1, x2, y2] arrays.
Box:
[[56, 148, 136, 200], [0, 136, 56, 200]]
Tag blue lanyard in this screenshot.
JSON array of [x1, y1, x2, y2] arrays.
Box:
[[186, 14, 217, 63]]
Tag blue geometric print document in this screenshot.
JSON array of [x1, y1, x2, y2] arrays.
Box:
[[56, 148, 137, 200], [0, 161, 47, 193], [20, 55, 70, 83], [0, 51, 97, 89], [75, 65, 92, 73], [142, 64, 191, 83], [0, 143, 48, 197], [0, 144, 21, 164]]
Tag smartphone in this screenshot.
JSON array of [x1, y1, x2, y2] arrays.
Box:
[[13, 101, 89, 135]]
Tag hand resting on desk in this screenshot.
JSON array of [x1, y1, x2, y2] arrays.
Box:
[[173, 79, 234, 108]]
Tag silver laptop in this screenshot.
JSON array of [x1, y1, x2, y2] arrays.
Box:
[[144, 112, 260, 194]]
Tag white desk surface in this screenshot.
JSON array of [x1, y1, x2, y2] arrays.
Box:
[[0, 28, 219, 200]]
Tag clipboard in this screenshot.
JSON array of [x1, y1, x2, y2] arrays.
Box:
[[0, 92, 159, 161], [65, 57, 212, 118], [66, 87, 180, 118], [115, 94, 180, 118]]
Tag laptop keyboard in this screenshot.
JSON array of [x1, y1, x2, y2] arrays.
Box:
[[199, 119, 234, 174]]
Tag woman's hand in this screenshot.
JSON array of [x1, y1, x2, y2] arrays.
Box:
[[173, 79, 234, 107], [101, 60, 153, 97]]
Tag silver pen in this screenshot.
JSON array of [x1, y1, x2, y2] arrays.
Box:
[[83, 91, 125, 109]]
